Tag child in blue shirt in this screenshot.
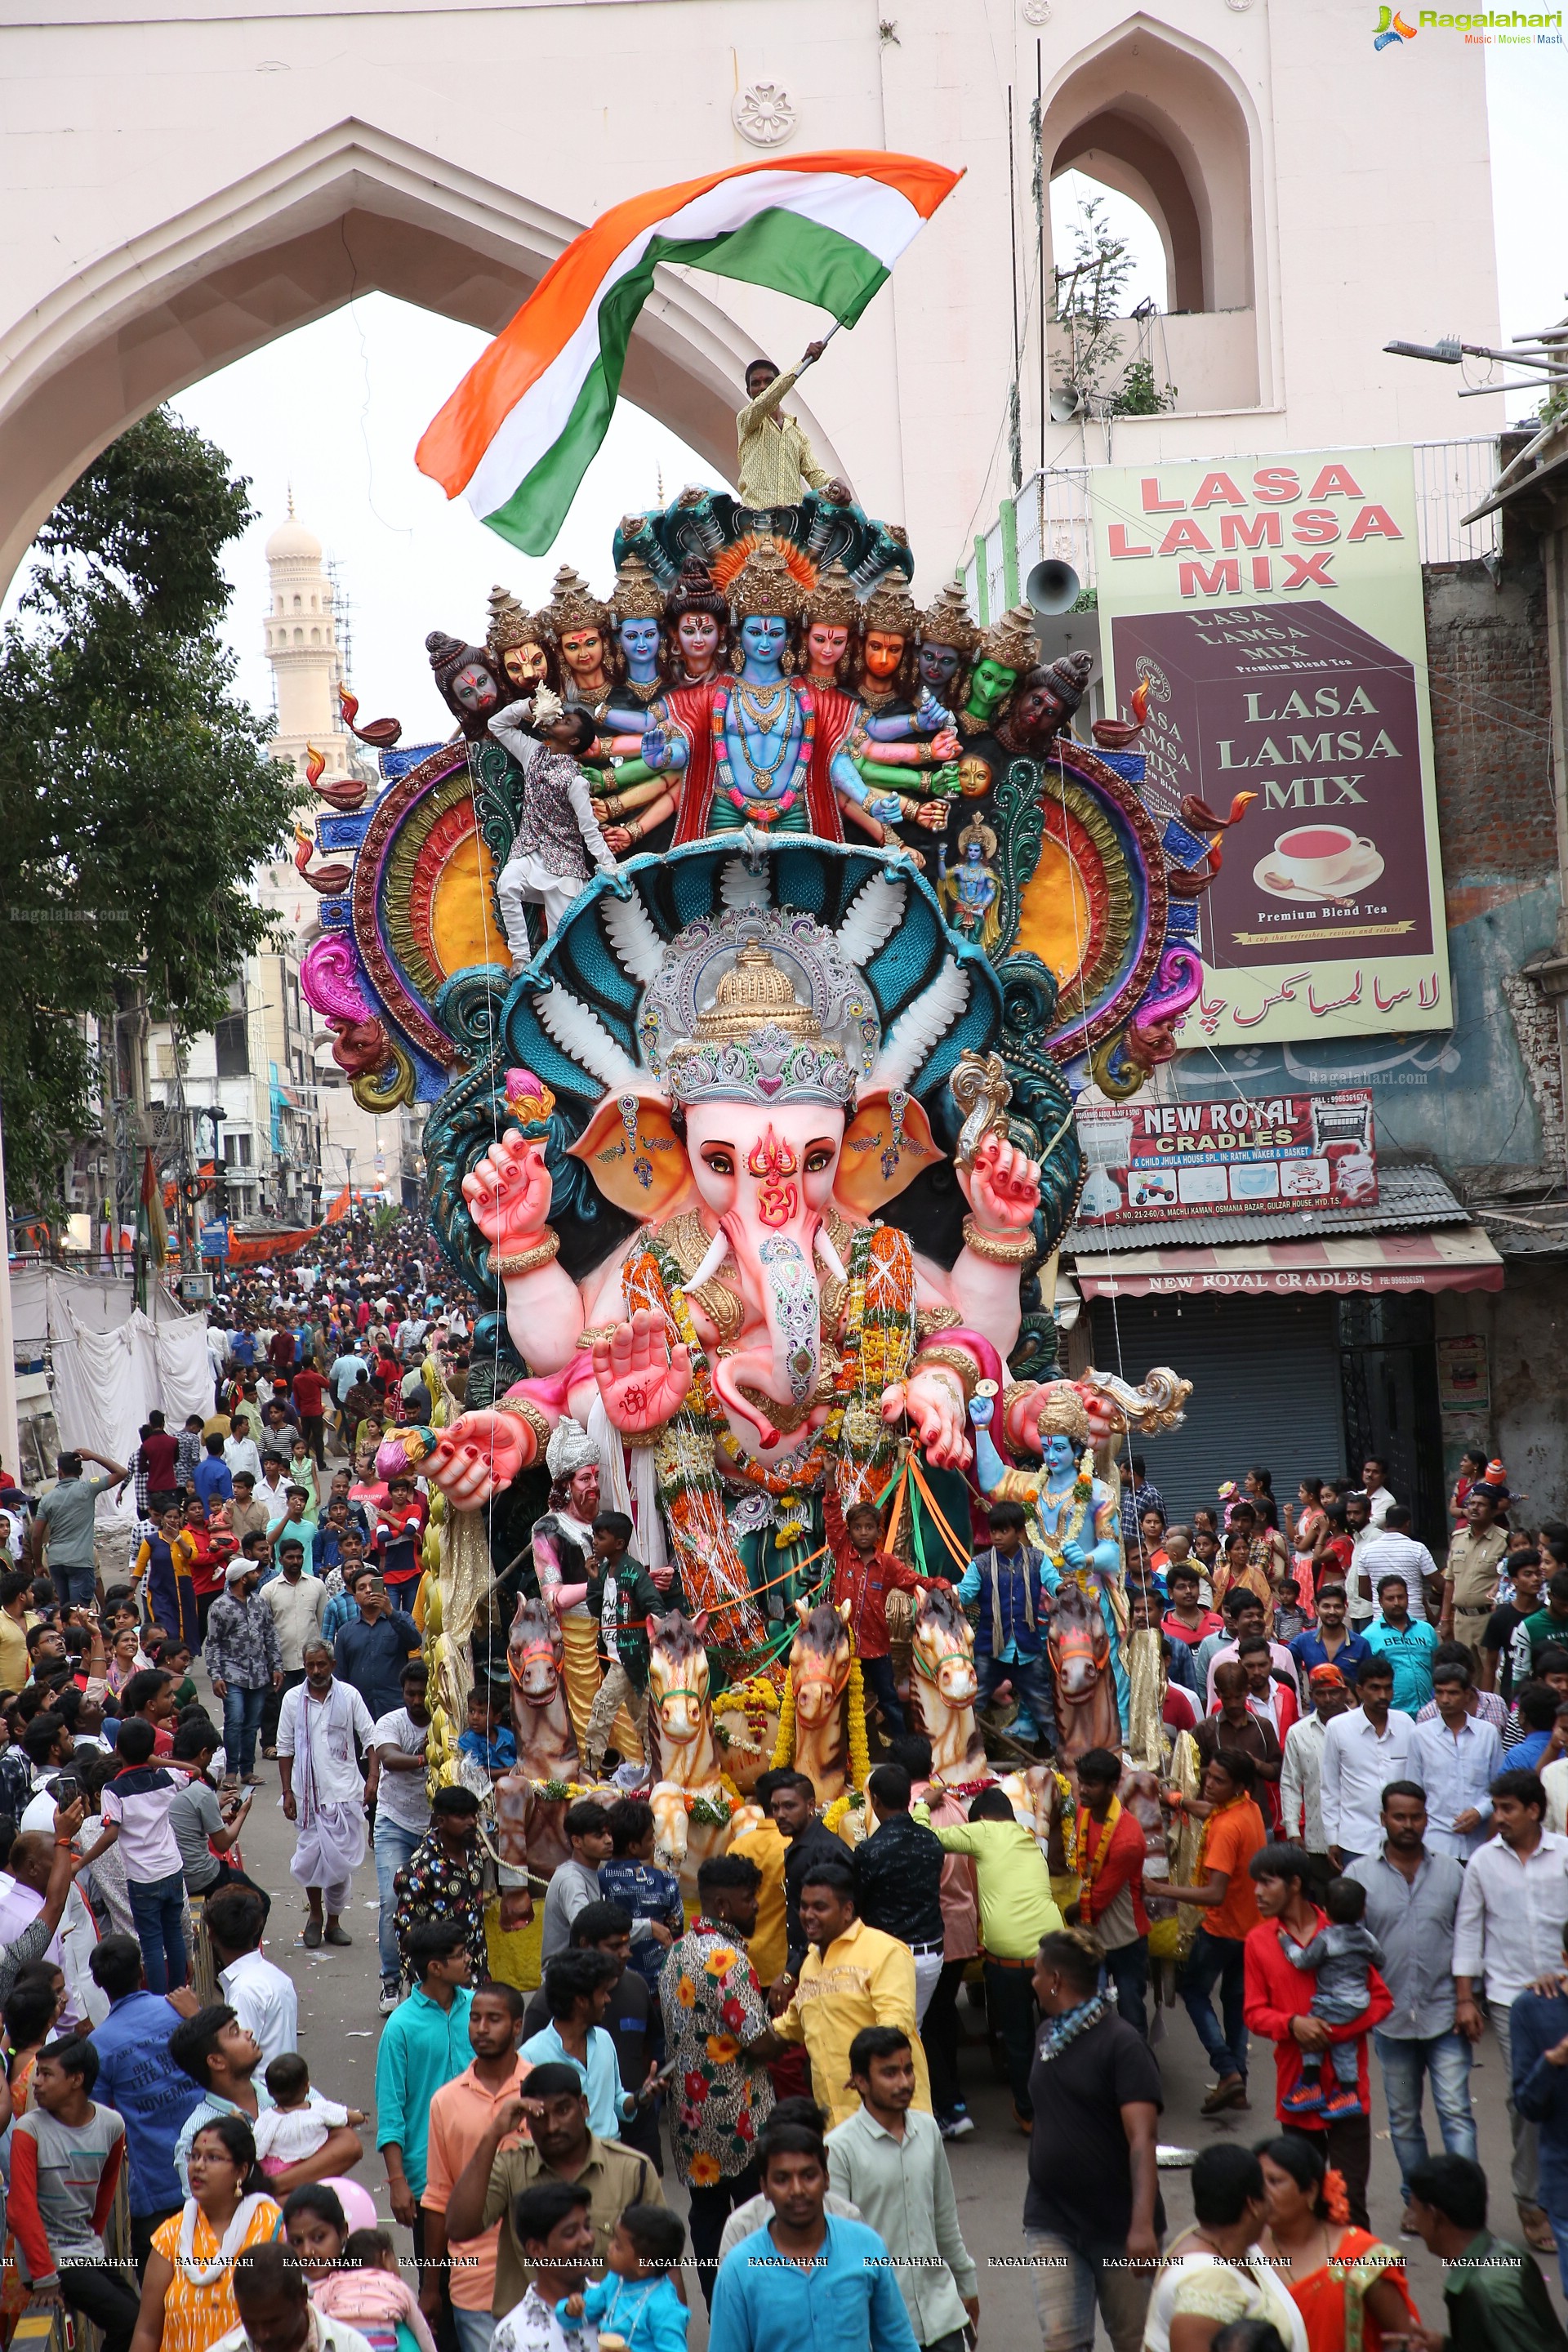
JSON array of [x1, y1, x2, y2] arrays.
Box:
[[599, 1797, 683, 2003], [559, 2206, 688, 2352], [457, 1682, 517, 1779]]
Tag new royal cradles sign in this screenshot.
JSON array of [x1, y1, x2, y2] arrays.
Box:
[[1091, 448, 1450, 1049]]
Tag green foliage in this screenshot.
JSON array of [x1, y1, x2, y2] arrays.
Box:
[[0, 408, 299, 1212], [1110, 358, 1178, 417], [1053, 196, 1136, 326]]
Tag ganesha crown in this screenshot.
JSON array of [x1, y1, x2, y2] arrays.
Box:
[[662, 1027, 858, 1109]]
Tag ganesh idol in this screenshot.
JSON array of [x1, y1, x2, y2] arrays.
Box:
[[636, 538, 906, 844], [421, 857, 1054, 1647]]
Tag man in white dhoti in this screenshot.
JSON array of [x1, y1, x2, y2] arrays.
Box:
[[277, 1639, 376, 1949]]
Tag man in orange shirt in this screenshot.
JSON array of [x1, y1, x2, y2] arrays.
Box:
[[422, 1979, 531, 2352], [1159, 1748, 1268, 2115]]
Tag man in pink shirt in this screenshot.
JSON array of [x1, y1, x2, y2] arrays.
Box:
[[422, 1979, 532, 2350]]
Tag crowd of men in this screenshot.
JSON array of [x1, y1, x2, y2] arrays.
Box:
[[2, 1267, 1568, 2352]]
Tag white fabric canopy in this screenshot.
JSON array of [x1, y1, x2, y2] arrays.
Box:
[[29, 1272, 213, 1530]]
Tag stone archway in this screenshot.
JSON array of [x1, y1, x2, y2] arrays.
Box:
[[0, 118, 846, 595]]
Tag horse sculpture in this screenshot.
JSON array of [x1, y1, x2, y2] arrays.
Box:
[[494, 1593, 584, 1891], [1049, 1575, 1119, 1767], [777, 1597, 861, 1819], [908, 1587, 1067, 1866], [646, 1610, 762, 1896]]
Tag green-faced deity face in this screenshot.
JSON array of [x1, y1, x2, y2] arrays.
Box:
[[966, 658, 1018, 723]]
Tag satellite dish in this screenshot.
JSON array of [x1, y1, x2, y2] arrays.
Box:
[[1049, 387, 1082, 424], [1026, 558, 1082, 616]]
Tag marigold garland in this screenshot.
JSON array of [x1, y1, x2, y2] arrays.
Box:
[[844, 1650, 871, 1792], [771, 1668, 798, 1768], [822, 1788, 866, 1837]]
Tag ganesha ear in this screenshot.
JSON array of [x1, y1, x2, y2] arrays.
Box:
[[568, 1089, 688, 1218], [835, 1086, 941, 1216]]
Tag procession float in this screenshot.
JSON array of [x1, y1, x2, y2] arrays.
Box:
[[296, 149, 1236, 1955]]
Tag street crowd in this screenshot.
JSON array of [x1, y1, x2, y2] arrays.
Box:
[[0, 1225, 1566, 2352]]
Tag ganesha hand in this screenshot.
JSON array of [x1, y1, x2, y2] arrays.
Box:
[[425, 1410, 533, 1509], [884, 1370, 973, 1472], [960, 1129, 1042, 1235], [592, 1309, 693, 1433], [462, 1131, 554, 1257]]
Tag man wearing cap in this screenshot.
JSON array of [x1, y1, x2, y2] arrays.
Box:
[[1279, 1664, 1352, 1864], [204, 1556, 284, 1787]]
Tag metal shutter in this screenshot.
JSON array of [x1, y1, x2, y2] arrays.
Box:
[[1086, 1292, 1346, 1529]]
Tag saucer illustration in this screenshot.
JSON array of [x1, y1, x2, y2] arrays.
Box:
[[1253, 846, 1385, 904]]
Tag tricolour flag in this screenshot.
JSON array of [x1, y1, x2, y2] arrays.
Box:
[[416, 149, 961, 555]]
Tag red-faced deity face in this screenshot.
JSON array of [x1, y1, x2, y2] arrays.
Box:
[[451, 662, 500, 713], [677, 612, 721, 674], [560, 627, 604, 678], [503, 641, 550, 688], [805, 621, 849, 677], [863, 630, 906, 684]]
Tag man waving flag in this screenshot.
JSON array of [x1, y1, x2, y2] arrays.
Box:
[[416, 149, 961, 555]]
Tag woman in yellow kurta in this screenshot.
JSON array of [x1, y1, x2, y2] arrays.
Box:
[[129, 2115, 280, 2352]]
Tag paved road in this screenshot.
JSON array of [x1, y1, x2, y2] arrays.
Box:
[[220, 1686, 1566, 2345]]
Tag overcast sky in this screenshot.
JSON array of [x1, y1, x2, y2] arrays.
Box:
[[43, 49, 1568, 749]]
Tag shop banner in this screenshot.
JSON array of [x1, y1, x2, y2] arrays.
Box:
[[1090, 447, 1449, 1047], [1076, 1089, 1377, 1224]]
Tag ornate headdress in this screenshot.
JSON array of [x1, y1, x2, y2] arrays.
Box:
[[1031, 1382, 1092, 1446], [860, 573, 919, 639], [978, 603, 1038, 674], [804, 559, 860, 629], [666, 559, 728, 622], [610, 552, 666, 623], [727, 538, 806, 621], [662, 942, 858, 1108], [545, 565, 610, 636], [920, 579, 978, 655], [546, 1414, 600, 1481], [486, 585, 550, 658], [956, 815, 998, 861]]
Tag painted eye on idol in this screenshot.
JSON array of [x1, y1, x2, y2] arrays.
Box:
[[804, 1147, 833, 1174], [702, 1148, 734, 1175]]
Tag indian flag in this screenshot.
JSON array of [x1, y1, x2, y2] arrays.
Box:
[[416, 149, 961, 555]]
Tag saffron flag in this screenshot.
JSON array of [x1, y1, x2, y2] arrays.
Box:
[[416, 149, 961, 555], [137, 1147, 168, 1269]]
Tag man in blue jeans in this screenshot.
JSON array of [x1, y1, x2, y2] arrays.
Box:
[[1510, 1918, 1568, 2292], [1348, 1780, 1475, 2228], [1162, 1750, 1268, 2114], [370, 1659, 434, 2015], [204, 1556, 283, 1784], [82, 1718, 189, 1993]]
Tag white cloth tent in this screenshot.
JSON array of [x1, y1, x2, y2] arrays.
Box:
[[11, 1267, 213, 1530]]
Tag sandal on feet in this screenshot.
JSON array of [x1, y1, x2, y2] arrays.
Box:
[[323, 1923, 352, 1946], [302, 1919, 323, 1949]]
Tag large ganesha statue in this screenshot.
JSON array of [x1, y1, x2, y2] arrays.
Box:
[[421, 837, 1052, 1631]]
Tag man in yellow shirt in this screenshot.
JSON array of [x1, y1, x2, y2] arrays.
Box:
[[924, 1786, 1065, 2130], [728, 1767, 791, 1990], [737, 346, 853, 510], [768, 1858, 931, 2128]]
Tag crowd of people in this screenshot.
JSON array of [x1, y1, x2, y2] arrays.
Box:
[[2, 1241, 1568, 2352]]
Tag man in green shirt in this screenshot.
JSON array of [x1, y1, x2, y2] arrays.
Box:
[[375, 1922, 474, 2241], [30, 1449, 126, 1609], [922, 1786, 1064, 2128], [1521, 1567, 1568, 1679], [1405, 2149, 1568, 2350]]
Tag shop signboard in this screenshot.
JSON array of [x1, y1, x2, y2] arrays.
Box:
[[1076, 1089, 1376, 1225], [1090, 447, 1449, 1048]]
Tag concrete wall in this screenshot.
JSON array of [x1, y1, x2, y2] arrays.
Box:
[[1437, 1275, 1568, 1526]]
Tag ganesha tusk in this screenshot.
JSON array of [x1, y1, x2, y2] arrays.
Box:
[[686, 1226, 732, 1290], [813, 1225, 849, 1285]]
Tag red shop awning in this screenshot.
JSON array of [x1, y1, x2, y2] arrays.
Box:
[[1071, 1224, 1503, 1299]]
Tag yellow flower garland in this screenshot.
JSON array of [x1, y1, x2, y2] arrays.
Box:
[[845, 1650, 871, 1793], [771, 1671, 797, 1769]]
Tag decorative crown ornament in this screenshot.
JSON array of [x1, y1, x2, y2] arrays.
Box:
[[610, 552, 667, 623], [487, 585, 550, 657], [1031, 1382, 1093, 1446], [860, 574, 920, 639], [919, 579, 979, 656], [728, 538, 806, 621], [546, 565, 610, 635], [804, 559, 861, 629], [978, 603, 1039, 674], [663, 944, 857, 1108]]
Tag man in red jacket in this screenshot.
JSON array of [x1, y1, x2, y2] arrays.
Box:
[[290, 1361, 330, 1472], [1243, 1841, 1393, 2228], [1075, 1746, 1151, 2038]]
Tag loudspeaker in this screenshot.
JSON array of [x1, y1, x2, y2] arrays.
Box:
[[1025, 558, 1082, 616]]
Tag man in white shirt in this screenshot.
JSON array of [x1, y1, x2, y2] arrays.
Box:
[[1453, 1764, 1568, 2247], [369, 1659, 434, 2015], [1280, 1664, 1351, 1854], [1359, 1458, 1397, 1527], [224, 1427, 263, 1486], [1409, 1662, 1503, 1858], [204, 1883, 299, 2066], [277, 1641, 376, 1951], [1356, 1507, 1441, 1624], [1319, 1655, 1415, 1866]]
